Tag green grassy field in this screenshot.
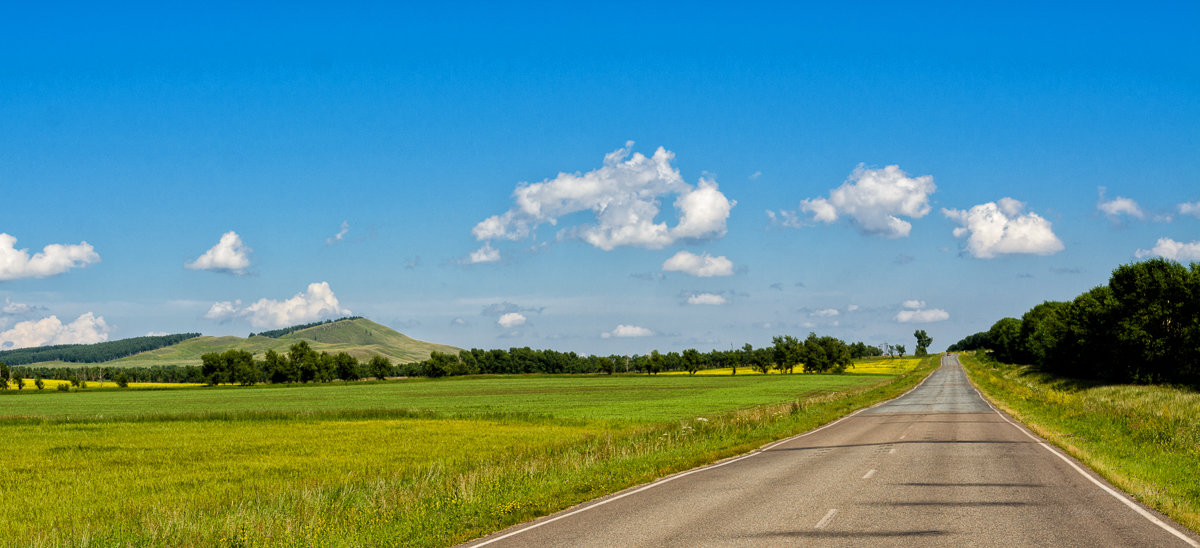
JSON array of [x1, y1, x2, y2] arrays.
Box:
[[960, 352, 1200, 533], [1, 358, 937, 547], [0, 373, 882, 423]]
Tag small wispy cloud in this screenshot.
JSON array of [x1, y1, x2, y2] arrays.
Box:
[[601, 324, 653, 338], [1179, 201, 1200, 219], [497, 312, 527, 328], [894, 299, 948, 323], [662, 250, 734, 277], [1097, 187, 1145, 221], [326, 221, 350, 245], [481, 302, 544, 317], [686, 293, 728, 305]]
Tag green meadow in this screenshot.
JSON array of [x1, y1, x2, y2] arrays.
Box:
[[961, 352, 1200, 533], [1, 358, 935, 547], [1, 373, 884, 423]]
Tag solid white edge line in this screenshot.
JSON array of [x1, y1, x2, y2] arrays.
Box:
[[467, 358, 942, 547], [465, 450, 760, 547], [815, 508, 838, 529], [957, 355, 1200, 547]]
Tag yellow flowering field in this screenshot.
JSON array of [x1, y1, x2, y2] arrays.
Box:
[[14, 378, 202, 390], [848, 356, 924, 375]]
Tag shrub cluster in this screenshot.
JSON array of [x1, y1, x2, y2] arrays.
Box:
[[200, 341, 394, 385], [949, 258, 1200, 385]]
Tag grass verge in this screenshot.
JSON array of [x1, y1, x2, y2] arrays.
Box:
[[960, 351, 1200, 533]]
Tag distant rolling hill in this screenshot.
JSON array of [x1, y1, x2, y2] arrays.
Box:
[[24, 318, 460, 369]]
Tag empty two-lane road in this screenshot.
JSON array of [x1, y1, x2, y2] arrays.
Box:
[[467, 355, 1199, 547]]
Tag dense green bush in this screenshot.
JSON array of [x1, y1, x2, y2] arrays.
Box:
[[949, 258, 1200, 385]]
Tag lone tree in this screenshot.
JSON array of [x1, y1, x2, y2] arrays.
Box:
[[368, 355, 392, 380], [913, 329, 932, 356], [682, 348, 703, 375]]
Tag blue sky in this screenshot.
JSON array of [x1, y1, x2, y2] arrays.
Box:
[[2, 2, 1198, 355]]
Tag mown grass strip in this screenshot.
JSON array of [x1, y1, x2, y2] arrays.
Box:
[[960, 352, 1200, 534]]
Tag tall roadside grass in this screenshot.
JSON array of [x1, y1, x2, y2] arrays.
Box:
[[961, 352, 1200, 533], [0, 357, 938, 547]]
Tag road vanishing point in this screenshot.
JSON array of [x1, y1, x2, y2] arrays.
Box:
[[466, 355, 1200, 547]]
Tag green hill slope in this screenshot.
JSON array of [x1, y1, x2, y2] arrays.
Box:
[[36, 318, 459, 369]]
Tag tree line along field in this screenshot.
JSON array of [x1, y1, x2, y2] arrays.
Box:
[[3, 317, 915, 390], [0, 356, 934, 547], [950, 258, 1200, 385], [4, 324, 905, 388]]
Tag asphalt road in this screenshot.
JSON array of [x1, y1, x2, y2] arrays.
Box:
[[465, 355, 1200, 547]]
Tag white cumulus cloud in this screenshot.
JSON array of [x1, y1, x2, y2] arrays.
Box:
[[471, 142, 735, 251], [0, 233, 100, 281], [943, 198, 1064, 259], [204, 282, 350, 329], [602, 324, 654, 338], [812, 308, 839, 317], [1135, 238, 1200, 262], [186, 231, 251, 274], [1097, 188, 1144, 220], [687, 293, 727, 305], [497, 312, 527, 328], [0, 313, 111, 350], [902, 300, 925, 309], [662, 250, 734, 277], [782, 164, 935, 238]]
